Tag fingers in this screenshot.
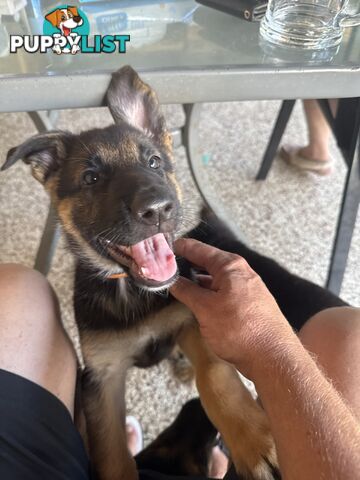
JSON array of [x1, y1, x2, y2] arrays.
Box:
[[174, 238, 237, 276], [195, 274, 213, 290], [170, 276, 210, 311]]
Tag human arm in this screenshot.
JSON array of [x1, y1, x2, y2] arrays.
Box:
[[170, 238, 360, 480]]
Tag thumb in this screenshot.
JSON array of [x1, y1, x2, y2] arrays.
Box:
[[170, 276, 210, 312]]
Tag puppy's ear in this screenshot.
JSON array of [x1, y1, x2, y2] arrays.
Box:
[[106, 66, 171, 150], [2, 131, 71, 184], [45, 9, 60, 28]]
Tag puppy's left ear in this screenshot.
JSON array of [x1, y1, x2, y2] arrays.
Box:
[[2, 131, 72, 184], [106, 66, 172, 152]]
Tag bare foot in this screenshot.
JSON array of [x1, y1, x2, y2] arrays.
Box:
[[209, 445, 229, 479], [126, 416, 143, 456]]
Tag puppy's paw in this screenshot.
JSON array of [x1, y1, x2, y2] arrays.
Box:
[[52, 44, 62, 55], [169, 347, 194, 384], [226, 406, 279, 480], [71, 45, 80, 54], [234, 445, 279, 480]]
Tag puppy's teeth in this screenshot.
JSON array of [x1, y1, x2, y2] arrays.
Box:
[[141, 267, 150, 277]]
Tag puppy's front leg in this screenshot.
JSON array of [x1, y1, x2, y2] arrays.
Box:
[[81, 332, 137, 480], [82, 366, 137, 480], [178, 322, 278, 480]]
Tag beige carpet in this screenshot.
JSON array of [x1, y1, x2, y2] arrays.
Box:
[[0, 100, 359, 445]]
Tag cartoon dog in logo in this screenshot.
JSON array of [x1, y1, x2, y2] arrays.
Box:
[[45, 6, 83, 55]]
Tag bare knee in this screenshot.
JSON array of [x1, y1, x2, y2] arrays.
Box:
[[0, 263, 61, 332], [0, 262, 45, 288], [299, 307, 360, 416], [0, 261, 74, 357], [299, 307, 360, 351], [0, 262, 44, 280], [0, 263, 77, 416]]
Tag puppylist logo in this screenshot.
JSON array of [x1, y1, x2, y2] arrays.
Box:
[[10, 5, 130, 55]]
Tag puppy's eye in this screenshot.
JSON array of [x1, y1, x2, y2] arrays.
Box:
[[83, 170, 99, 185], [148, 156, 161, 169], [61, 15, 66, 21]]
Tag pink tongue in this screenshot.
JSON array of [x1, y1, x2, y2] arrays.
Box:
[[130, 233, 177, 282]]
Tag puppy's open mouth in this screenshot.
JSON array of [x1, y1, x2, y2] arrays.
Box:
[[99, 233, 177, 286]]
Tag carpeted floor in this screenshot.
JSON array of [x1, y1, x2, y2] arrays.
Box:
[[0, 100, 359, 445]]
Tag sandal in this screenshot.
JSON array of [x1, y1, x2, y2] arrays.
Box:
[[280, 145, 333, 176]]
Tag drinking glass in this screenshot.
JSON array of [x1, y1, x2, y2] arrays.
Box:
[[260, 0, 360, 49]]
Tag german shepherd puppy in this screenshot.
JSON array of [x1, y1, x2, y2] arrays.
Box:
[[2, 66, 346, 480]]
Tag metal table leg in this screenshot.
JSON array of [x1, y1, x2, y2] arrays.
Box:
[[182, 103, 213, 208], [326, 133, 360, 295], [34, 203, 61, 275], [170, 127, 183, 149], [256, 99, 296, 180], [28, 111, 60, 276], [28, 111, 55, 132]]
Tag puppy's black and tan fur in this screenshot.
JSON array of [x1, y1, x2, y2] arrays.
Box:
[[3, 66, 347, 480]]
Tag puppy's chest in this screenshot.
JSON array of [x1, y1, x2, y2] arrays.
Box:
[[79, 293, 193, 379]]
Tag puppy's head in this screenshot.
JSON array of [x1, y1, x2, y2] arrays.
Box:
[[3, 67, 182, 291], [45, 7, 83, 30]]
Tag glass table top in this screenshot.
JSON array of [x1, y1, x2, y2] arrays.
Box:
[[0, 0, 359, 78]]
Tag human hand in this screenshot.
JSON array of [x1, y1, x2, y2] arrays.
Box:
[[170, 239, 295, 377]]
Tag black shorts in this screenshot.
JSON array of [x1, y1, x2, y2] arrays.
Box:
[[0, 368, 238, 480], [0, 368, 91, 480]]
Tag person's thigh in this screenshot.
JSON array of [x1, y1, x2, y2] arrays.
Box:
[[0, 263, 90, 479], [299, 306, 360, 417]]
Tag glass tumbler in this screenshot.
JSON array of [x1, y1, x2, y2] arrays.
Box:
[[260, 0, 360, 49]]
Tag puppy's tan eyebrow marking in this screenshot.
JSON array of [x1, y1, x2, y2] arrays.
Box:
[[119, 137, 140, 163], [90, 139, 140, 167]]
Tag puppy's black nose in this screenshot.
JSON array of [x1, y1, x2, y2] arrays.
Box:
[[133, 198, 174, 226], [73, 15, 82, 23]]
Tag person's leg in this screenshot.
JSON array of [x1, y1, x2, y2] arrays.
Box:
[[299, 99, 332, 162], [298, 306, 360, 418], [0, 263, 77, 416], [0, 263, 91, 479], [280, 99, 338, 175]]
